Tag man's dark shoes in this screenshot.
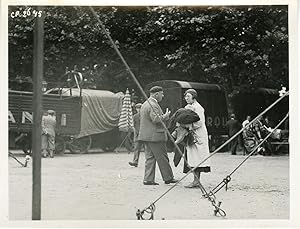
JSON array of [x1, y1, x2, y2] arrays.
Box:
[[165, 179, 178, 184], [128, 162, 138, 167], [143, 181, 159, 185]]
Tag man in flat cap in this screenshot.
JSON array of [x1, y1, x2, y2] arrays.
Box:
[[138, 86, 177, 185], [129, 103, 143, 167], [41, 110, 56, 158]]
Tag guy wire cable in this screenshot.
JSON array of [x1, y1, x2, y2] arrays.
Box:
[[150, 91, 290, 202], [88, 6, 289, 178], [229, 113, 289, 177], [87, 6, 223, 215], [182, 91, 289, 172], [208, 112, 289, 196], [147, 91, 289, 207], [88, 6, 203, 182]]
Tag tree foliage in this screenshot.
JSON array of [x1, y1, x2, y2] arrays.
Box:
[[8, 5, 288, 94]]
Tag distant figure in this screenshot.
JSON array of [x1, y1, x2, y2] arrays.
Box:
[[41, 110, 56, 158], [128, 103, 143, 167], [226, 114, 242, 155], [262, 116, 271, 128], [253, 116, 273, 155], [242, 115, 256, 154], [138, 86, 177, 185], [242, 115, 266, 155], [242, 115, 251, 129]]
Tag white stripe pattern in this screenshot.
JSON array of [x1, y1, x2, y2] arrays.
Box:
[[118, 88, 134, 132]]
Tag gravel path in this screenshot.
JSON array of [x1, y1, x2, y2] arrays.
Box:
[[9, 150, 289, 220]]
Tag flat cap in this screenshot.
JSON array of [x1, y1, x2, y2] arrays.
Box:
[[149, 86, 163, 93], [47, 110, 55, 114]]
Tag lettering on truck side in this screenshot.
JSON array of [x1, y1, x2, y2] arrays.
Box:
[[8, 111, 32, 124], [206, 116, 227, 128], [8, 110, 67, 125]]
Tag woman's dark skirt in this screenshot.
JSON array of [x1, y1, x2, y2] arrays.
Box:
[[183, 152, 211, 174]]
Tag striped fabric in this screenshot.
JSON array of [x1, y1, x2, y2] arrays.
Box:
[[118, 88, 134, 132]]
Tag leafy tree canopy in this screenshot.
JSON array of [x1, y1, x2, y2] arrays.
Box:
[[8, 5, 288, 95]]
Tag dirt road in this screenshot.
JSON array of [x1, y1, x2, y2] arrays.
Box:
[[9, 149, 289, 220]]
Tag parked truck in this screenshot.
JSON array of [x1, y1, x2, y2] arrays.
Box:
[[9, 88, 131, 154]]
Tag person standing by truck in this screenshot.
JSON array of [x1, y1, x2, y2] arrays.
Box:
[[41, 110, 56, 158]]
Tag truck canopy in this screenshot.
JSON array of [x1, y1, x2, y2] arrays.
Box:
[[58, 89, 124, 138], [9, 89, 124, 138]]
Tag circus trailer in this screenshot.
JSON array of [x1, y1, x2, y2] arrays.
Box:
[[146, 80, 229, 151], [9, 88, 131, 154]]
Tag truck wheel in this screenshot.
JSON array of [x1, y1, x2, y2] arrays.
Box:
[[55, 136, 66, 155], [68, 136, 92, 154]]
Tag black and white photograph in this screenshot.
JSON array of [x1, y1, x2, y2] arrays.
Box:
[[1, 0, 299, 227]]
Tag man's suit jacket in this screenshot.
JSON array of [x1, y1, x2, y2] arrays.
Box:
[[226, 119, 241, 137], [42, 115, 56, 137], [138, 97, 168, 142]]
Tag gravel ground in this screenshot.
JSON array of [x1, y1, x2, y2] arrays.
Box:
[[9, 149, 289, 220]]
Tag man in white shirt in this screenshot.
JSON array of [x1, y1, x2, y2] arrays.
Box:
[[41, 110, 56, 158], [242, 115, 251, 129]]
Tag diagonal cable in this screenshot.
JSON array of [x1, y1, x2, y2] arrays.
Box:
[[209, 112, 289, 196], [87, 6, 289, 216]]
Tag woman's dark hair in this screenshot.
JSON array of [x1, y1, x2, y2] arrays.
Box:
[[184, 89, 197, 99]]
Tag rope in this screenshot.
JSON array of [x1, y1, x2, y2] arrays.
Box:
[[86, 7, 289, 219], [114, 131, 131, 153], [137, 95, 289, 217], [208, 112, 289, 196], [88, 7, 188, 158], [8, 152, 28, 167], [88, 4, 207, 188], [207, 192, 227, 217], [87, 7, 219, 219], [136, 203, 156, 220], [149, 92, 289, 201]]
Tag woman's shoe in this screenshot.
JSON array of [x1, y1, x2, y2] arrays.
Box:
[[184, 182, 200, 188], [143, 181, 159, 185], [129, 162, 138, 167]]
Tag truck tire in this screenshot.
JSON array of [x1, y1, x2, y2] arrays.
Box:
[[55, 135, 66, 155], [68, 136, 92, 154]]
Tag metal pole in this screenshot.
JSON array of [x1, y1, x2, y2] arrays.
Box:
[[32, 6, 44, 220]]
